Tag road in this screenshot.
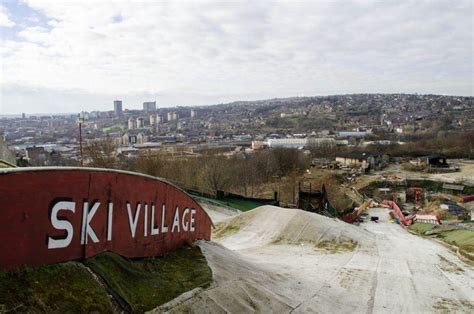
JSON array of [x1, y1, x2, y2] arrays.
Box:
[[158, 207, 474, 313]]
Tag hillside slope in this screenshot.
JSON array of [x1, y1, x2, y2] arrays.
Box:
[[157, 206, 474, 313]]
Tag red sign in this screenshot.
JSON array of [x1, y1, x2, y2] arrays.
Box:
[[0, 168, 212, 270]]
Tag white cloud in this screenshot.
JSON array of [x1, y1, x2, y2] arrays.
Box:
[[0, 0, 472, 113], [0, 4, 15, 27]]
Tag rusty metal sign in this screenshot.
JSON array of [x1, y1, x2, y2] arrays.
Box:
[[0, 167, 212, 270]]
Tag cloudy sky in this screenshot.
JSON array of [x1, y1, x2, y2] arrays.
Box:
[[0, 0, 472, 114]]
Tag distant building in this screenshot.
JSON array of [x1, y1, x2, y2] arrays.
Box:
[[157, 114, 164, 124], [266, 138, 307, 149], [26, 146, 49, 166], [114, 100, 123, 116], [79, 111, 89, 121], [338, 131, 368, 138], [191, 109, 197, 118], [167, 111, 178, 121], [122, 131, 148, 145], [416, 155, 448, 168], [335, 151, 385, 171], [136, 117, 145, 128], [442, 183, 464, 195], [136, 132, 148, 144], [128, 118, 137, 130], [150, 114, 157, 126], [252, 141, 265, 150], [143, 101, 156, 113]]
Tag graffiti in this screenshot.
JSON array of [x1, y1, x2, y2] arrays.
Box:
[[0, 168, 212, 270]]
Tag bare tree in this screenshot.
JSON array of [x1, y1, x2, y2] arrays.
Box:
[[83, 137, 118, 168], [202, 155, 231, 197], [133, 151, 164, 177]]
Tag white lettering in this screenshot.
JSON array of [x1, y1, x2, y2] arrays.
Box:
[[107, 202, 113, 241], [190, 208, 196, 232], [172, 206, 180, 232], [144, 203, 148, 236], [48, 201, 75, 249], [182, 208, 190, 231], [81, 201, 100, 244], [150, 204, 159, 235], [161, 204, 169, 233], [127, 202, 141, 238]]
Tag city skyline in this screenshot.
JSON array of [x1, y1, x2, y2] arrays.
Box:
[[1, 0, 473, 114]]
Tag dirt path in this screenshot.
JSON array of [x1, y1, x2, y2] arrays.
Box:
[[156, 206, 474, 313]]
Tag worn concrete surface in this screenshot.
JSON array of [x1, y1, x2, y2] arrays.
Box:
[[155, 206, 474, 313]]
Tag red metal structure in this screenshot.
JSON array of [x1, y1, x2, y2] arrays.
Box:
[[383, 200, 442, 226], [460, 195, 474, 203], [341, 199, 372, 223], [382, 200, 414, 226], [0, 167, 212, 270], [406, 187, 424, 205]]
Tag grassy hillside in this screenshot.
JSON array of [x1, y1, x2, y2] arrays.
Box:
[[0, 262, 113, 313], [0, 245, 212, 313], [86, 246, 212, 312], [409, 223, 474, 257]]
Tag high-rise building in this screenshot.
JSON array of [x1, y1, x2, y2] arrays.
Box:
[[190, 109, 197, 118], [167, 111, 178, 121], [136, 117, 145, 128], [79, 111, 89, 121], [114, 100, 123, 116], [143, 101, 156, 113], [150, 114, 157, 126], [128, 118, 136, 130], [157, 114, 164, 124]]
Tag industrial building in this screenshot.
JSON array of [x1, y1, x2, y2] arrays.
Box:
[[335, 151, 385, 171], [265, 137, 334, 149], [266, 138, 307, 149]]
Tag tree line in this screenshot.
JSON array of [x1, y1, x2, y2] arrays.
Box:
[[84, 138, 310, 198]]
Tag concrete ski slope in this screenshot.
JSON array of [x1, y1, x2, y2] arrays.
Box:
[[155, 206, 474, 313]]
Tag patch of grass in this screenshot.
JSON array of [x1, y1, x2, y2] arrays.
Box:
[[0, 262, 113, 313], [213, 197, 264, 212], [433, 298, 474, 311], [315, 240, 357, 254], [102, 124, 126, 133], [439, 229, 474, 253], [410, 223, 474, 257], [190, 193, 265, 212], [271, 237, 285, 245], [409, 222, 436, 235], [85, 246, 212, 312]]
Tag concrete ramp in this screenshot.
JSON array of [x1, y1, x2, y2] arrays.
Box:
[[156, 206, 474, 313], [213, 205, 375, 250]]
